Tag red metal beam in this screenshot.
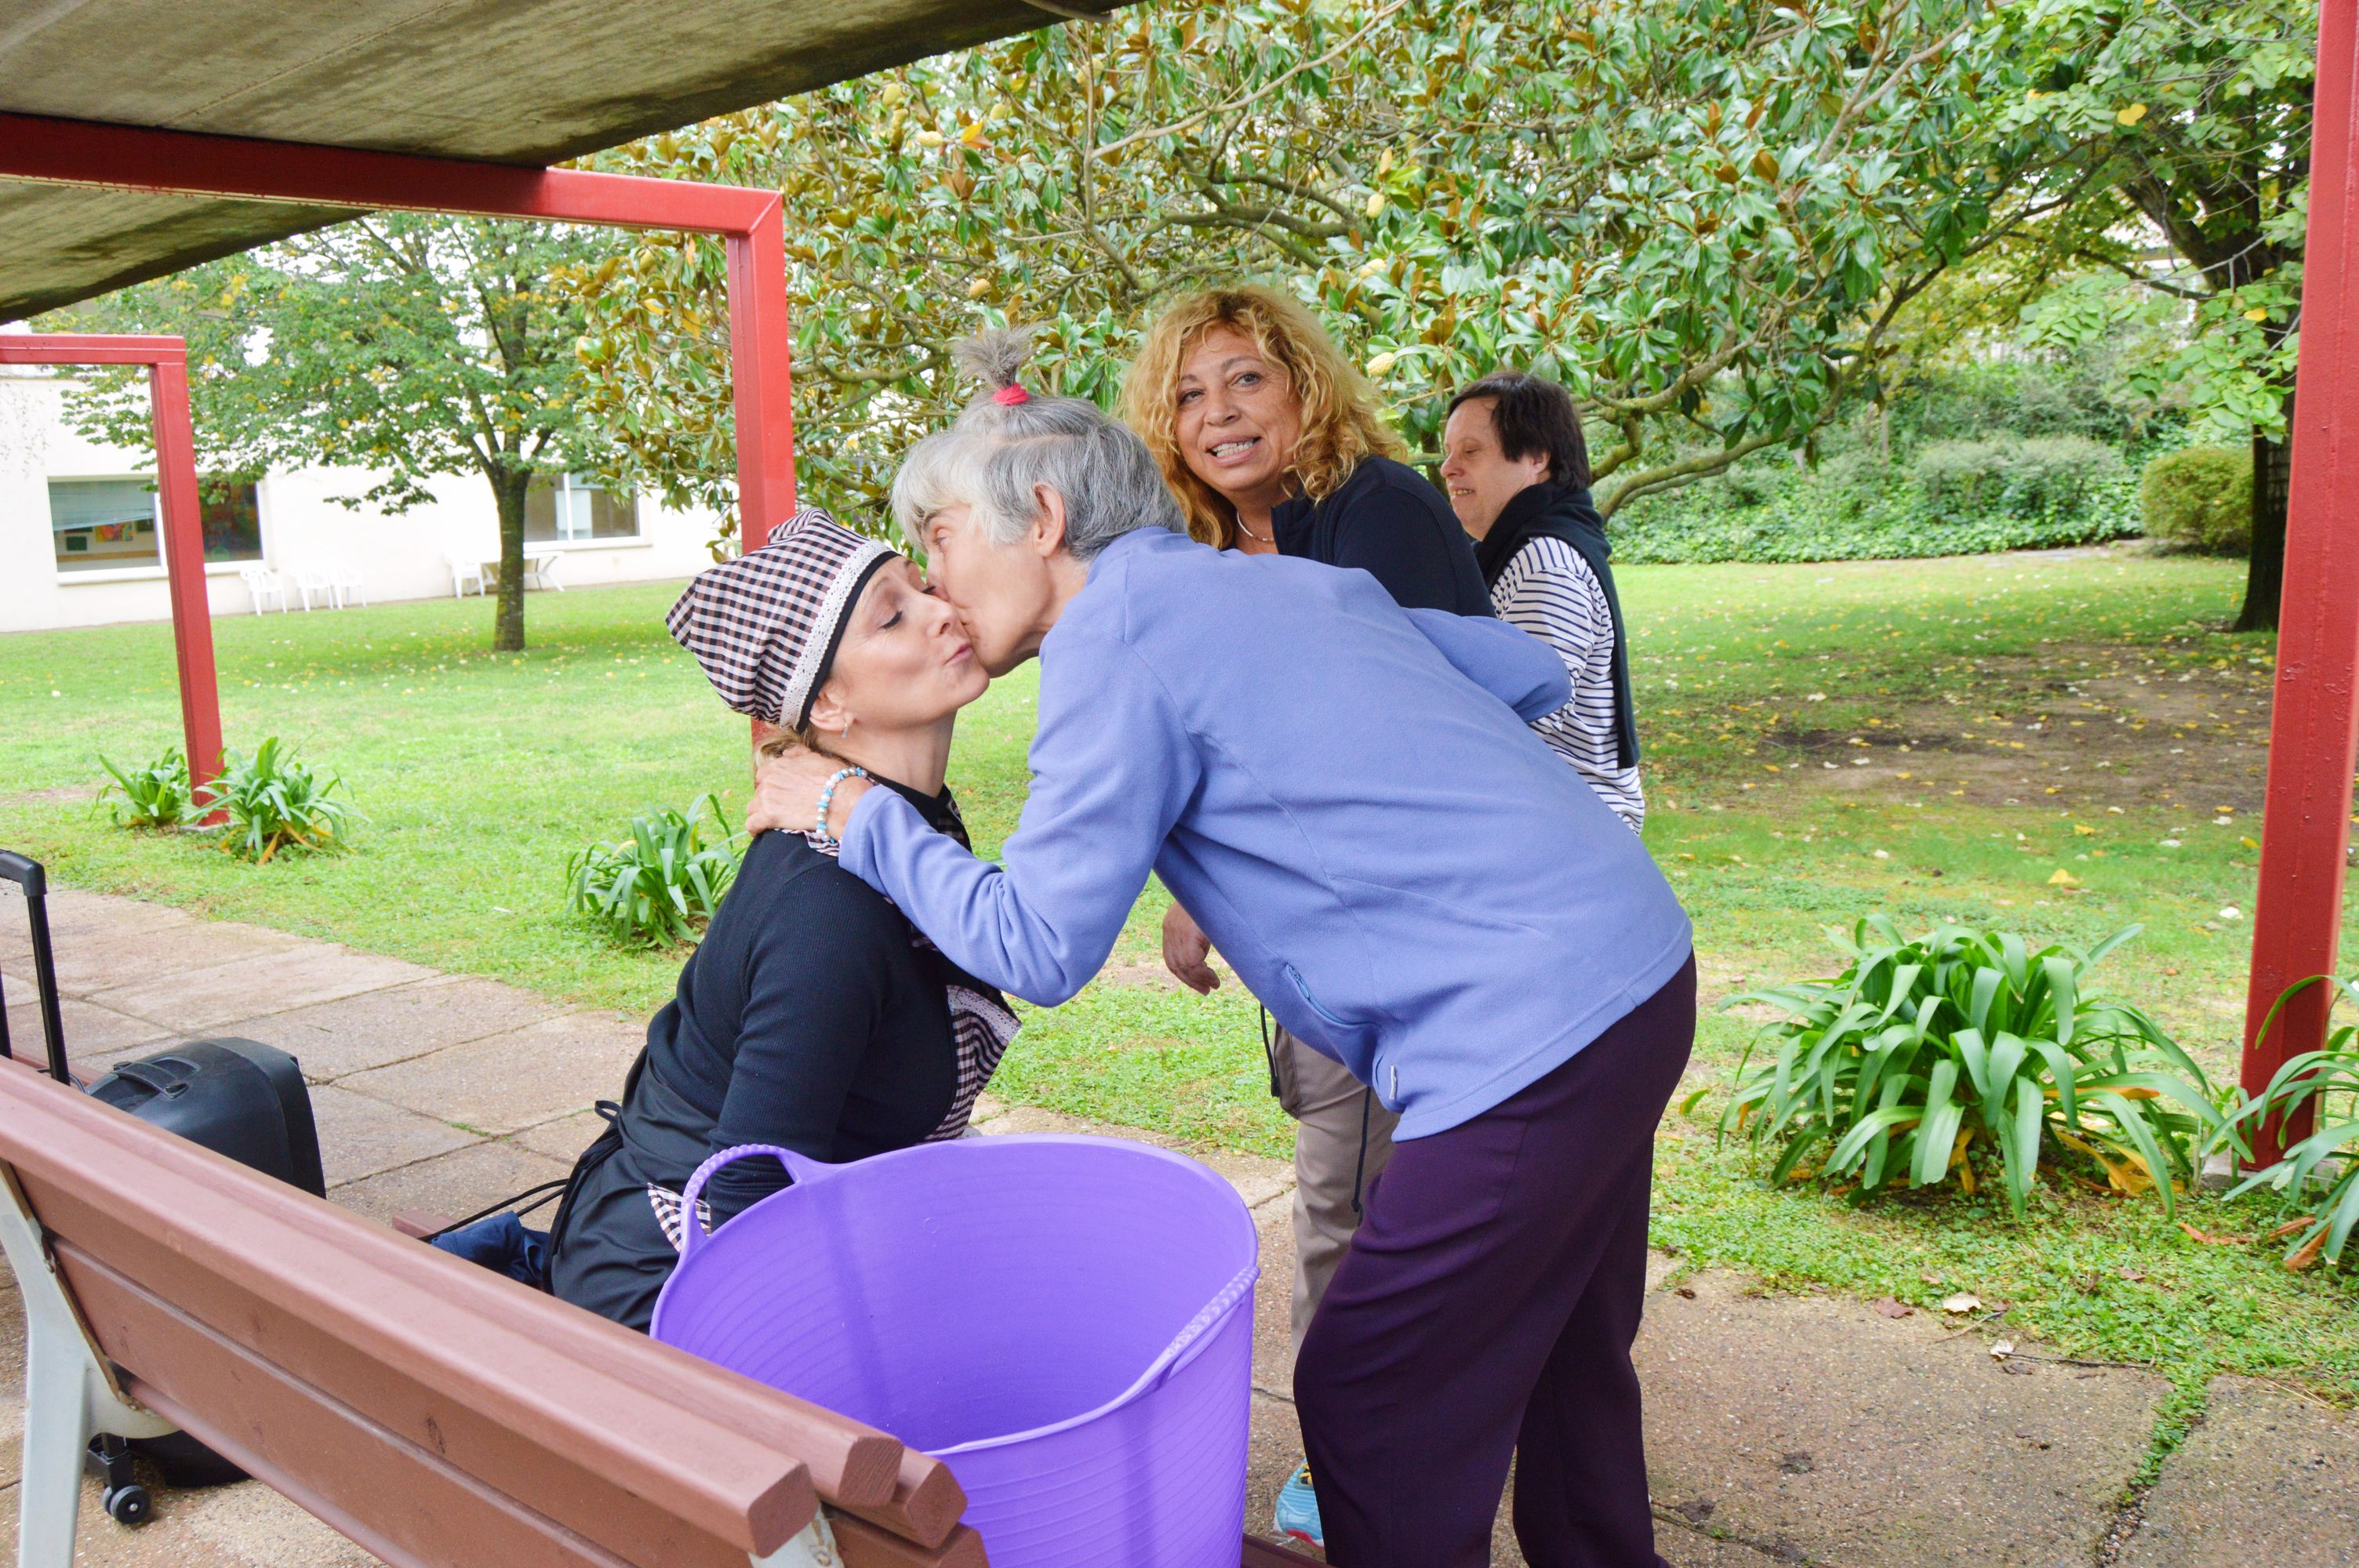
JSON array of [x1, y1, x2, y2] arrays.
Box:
[[0, 109, 798, 546], [2240, 0, 2359, 1159], [0, 335, 224, 808]]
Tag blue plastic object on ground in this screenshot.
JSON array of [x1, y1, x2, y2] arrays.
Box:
[[1274, 1460, 1323, 1549], [652, 1134, 1259, 1568]]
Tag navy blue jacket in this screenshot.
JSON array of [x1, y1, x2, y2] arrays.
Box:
[[1271, 454, 1491, 616]]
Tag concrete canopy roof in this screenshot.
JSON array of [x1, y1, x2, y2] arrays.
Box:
[[0, 0, 1092, 321]]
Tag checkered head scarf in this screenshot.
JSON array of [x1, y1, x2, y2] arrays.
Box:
[[664, 507, 896, 729]]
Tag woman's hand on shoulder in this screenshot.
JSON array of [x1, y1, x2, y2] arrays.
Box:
[[746, 744, 873, 839]]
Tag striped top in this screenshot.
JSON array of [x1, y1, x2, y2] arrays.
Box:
[[1491, 535, 1645, 832]]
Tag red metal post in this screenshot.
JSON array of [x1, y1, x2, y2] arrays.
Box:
[[147, 354, 226, 810], [2239, 0, 2359, 1160], [0, 335, 225, 809], [725, 198, 800, 553]]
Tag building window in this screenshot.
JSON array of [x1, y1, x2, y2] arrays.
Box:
[[49, 476, 262, 575], [50, 477, 159, 573], [525, 474, 639, 543], [199, 478, 264, 563]]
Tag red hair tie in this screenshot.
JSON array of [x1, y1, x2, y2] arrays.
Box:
[[994, 384, 1030, 405]]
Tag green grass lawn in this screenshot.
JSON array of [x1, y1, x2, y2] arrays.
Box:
[[5, 546, 2355, 1421]]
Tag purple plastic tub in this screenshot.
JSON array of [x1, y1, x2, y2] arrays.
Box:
[[651, 1134, 1259, 1567]]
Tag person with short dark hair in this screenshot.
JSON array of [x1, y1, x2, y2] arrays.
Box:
[[1443, 371, 1645, 830]]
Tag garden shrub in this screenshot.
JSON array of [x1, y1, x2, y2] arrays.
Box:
[[2225, 975, 2359, 1269], [565, 793, 740, 948], [1699, 916, 2223, 1218], [1612, 454, 2142, 565], [2139, 444, 2252, 556], [1912, 435, 2124, 520], [96, 745, 194, 829], [205, 737, 355, 862]]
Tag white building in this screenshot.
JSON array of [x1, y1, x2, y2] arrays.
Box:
[[0, 362, 720, 634]]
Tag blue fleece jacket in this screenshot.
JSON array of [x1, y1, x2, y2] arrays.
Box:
[[840, 528, 1693, 1138]]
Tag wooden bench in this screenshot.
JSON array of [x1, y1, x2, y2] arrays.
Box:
[[0, 1058, 1326, 1568], [0, 1058, 981, 1567]]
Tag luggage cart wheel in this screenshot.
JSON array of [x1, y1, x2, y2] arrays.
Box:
[[104, 1483, 153, 1525]]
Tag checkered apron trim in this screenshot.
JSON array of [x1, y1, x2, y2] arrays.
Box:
[[803, 827, 1023, 1142], [646, 1184, 711, 1254]]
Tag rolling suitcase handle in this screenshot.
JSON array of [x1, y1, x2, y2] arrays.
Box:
[[0, 850, 73, 1083]]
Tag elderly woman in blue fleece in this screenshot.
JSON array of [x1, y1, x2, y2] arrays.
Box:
[[748, 331, 1696, 1568]]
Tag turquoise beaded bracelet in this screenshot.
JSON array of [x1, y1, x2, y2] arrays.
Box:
[[813, 765, 870, 844]]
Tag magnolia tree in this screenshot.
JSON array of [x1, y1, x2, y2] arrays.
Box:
[[60, 216, 623, 650], [568, 0, 2048, 546], [1997, 0, 2314, 631]]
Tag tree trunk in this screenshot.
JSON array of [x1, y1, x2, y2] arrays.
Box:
[[2236, 408, 2292, 633], [489, 466, 532, 652]]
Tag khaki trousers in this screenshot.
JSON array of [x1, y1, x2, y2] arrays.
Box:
[[1270, 1024, 1401, 1358]]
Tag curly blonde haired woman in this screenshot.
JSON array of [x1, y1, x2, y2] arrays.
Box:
[[1122, 283, 1487, 609], [1123, 285, 1491, 1549]]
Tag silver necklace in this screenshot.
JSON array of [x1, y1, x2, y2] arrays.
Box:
[[1234, 514, 1274, 544]]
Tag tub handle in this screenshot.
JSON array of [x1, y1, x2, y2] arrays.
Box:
[[1152, 1258, 1262, 1385], [929, 1255, 1263, 1458], [678, 1142, 842, 1258]]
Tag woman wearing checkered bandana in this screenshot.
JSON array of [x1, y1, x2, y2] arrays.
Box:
[[543, 510, 1018, 1332], [748, 331, 1696, 1568]]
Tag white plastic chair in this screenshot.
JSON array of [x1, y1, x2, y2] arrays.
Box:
[[523, 551, 564, 593], [446, 555, 486, 598], [293, 567, 338, 612], [236, 564, 285, 615], [327, 562, 366, 609]]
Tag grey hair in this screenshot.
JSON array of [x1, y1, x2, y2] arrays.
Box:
[[892, 327, 1185, 561]]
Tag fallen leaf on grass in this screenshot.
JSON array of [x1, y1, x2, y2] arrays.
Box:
[[2264, 1218, 2316, 1242], [2286, 1230, 2328, 1272], [2177, 1221, 2255, 1246], [1873, 1298, 1915, 1319], [2117, 1267, 2146, 1283], [1940, 1292, 1982, 1314]]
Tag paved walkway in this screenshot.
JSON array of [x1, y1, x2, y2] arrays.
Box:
[[2, 888, 2355, 1566]]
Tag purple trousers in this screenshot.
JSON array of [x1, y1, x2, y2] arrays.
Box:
[[1295, 955, 1696, 1568]]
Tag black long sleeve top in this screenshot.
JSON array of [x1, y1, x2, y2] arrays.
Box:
[[646, 778, 980, 1221], [1270, 454, 1492, 615], [547, 780, 1002, 1330]]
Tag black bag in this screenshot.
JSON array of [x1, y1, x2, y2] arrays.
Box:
[[1, 851, 327, 1505]]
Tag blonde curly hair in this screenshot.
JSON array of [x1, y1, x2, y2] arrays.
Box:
[[1121, 285, 1406, 548]]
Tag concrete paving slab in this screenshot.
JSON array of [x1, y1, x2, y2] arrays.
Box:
[[1253, 1197, 1297, 1398], [85, 945, 431, 1033], [2122, 1377, 2359, 1568], [0, 1282, 20, 1491], [2, 994, 171, 1065], [309, 1084, 482, 1188], [221, 975, 567, 1082], [0, 1471, 383, 1566], [14, 920, 307, 1001], [1634, 1269, 2169, 1568], [510, 1106, 605, 1164], [0, 889, 193, 966], [329, 1139, 572, 1227], [335, 1012, 641, 1137]]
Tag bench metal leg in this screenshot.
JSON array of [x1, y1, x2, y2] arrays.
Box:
[[749, 1512, 840, 1568], [0, 1171, 174, 1568]]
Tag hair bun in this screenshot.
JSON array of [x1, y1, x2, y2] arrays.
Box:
[[953, 325, 1040, 394]]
